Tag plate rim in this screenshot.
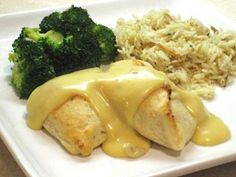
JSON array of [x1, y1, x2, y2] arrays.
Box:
[[0, 0, 236, 177]]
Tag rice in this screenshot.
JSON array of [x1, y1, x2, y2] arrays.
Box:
[[113, 9, 236, 99]]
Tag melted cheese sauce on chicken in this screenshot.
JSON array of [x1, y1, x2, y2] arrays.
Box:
[[27, 60, 230, 158]]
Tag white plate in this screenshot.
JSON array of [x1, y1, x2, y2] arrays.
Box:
[[0, 0, 236, 177]]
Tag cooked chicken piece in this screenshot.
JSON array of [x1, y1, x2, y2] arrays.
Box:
[[43, 86, 197, 155], [27, 59, 226, 157], [43, 96, 107, 156], [134, 87, 198, 151]]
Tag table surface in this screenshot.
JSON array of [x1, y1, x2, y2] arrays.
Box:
[[0, 0, 236, 177]]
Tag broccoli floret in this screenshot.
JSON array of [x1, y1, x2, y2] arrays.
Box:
[[41, 28, 101, 75], [39, 6, 117, 74], [93, 24, 117, 63], [60, 6, 95, 35], [9, 6, 117, 99], [40, 6, 95, 36], [21, 27, 42, 41], [9, 28, 56, 98], [48, 30, 101, 75], [43, 30, 64, 52], [39, 12, 62, 33]]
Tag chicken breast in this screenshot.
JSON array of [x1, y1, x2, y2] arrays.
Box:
[[134, 87, 198, 151], [43, 96, 107, 156], [27, 59, 228, 157], [43, 86, 197, 156]]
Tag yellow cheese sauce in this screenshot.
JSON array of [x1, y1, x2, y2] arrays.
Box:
[[192, 114, 231, 146], [27, 60, 230, 158]]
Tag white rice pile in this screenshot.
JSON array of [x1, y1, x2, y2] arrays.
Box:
[[114, 10, 236, 99]]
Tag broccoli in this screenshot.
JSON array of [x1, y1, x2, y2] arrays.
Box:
[[47, 29, 102, 75], [43, 30, 64, 50], [39, 6, 95, 36], [8, 6, 117, 99], [9, 28, 56, 98], [39, 5, 117, 73], [92, 24, 117, 63], [38, 12, 62, 33]]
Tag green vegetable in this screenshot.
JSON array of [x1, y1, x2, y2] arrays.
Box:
[[46, 28, 102, 75], [39, 6, 95, 35], [8, 6, 117, 99], [9, 28, 56, 98], [93, 24, 117, 63]]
